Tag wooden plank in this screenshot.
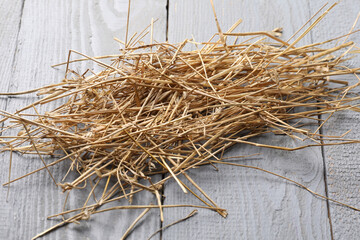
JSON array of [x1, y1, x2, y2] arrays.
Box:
[[0, 0, 24, 106], [0, 1, 25, 239], [163, 1, 331, 239], [308, 1, 360, 239], [0, 0, 167, 239]]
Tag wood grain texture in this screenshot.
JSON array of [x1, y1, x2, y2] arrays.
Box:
[[0, 1, 25, 238], [0, 0, 23, 96], [308, 1, 360, 239], [163, 1, 331, 239], [0, 0, 166, 239], [1, 0, 359, 240]]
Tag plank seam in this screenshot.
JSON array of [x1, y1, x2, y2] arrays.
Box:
[[318, 116, 334, 240], [165, 0, 169, 41], [159, 173, 165, 240], [160, 1, 170, 239], [306, 1, 334, 239]]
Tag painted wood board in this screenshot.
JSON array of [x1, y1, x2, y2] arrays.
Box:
[[0, 1, 26, 238], [163, 1, 331, 239], [308, 1, 360, 239], [1, 0, 359, 239], [0, 0, 166, 239]]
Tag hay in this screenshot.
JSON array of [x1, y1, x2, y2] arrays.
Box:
[[1, 3, 360, 239]]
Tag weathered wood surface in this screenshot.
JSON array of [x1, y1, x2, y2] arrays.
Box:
[[0, 1, 26, 238], [308, 1, 360, 240], [0, 0, 359, 239], [163, 1, 330, 240], [0, 0, 166, 239]]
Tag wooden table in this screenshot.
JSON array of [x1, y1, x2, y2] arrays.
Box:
[[1, 0, 359, 239]]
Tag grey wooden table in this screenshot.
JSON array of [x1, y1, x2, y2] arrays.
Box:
[[0, 0, 359, 239]]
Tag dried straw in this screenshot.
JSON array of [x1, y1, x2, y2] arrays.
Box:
[[1, 3, 360, 239]]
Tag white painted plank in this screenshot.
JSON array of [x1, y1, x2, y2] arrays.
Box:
[[163, 1, 331, 239], [0, 1, 25, 239], [0, 0, 167, 239], [308, 1, 360, 239], [0, 0, 24, 106]]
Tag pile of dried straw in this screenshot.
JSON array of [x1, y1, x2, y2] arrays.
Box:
[[1, 3, 360, 239]]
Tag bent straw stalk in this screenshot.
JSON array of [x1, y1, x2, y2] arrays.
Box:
[[1, 13, 360, 239]]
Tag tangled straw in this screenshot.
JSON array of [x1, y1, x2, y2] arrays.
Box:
[[1, 4, 360, 239]]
